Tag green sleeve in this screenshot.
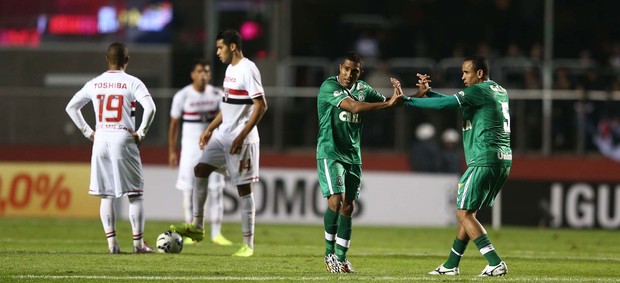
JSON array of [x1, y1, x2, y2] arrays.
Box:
[[426, 90, 448, 98], [458, 84, 485, 107], [404, 95, 461, 110], [365, 87, 387, 103]]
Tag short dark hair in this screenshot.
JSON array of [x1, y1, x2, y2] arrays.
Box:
[[464, 55, 490, 79], [216, 29, 243, 51], [192, 59, 210, 71], [107, 42, 128, 65], [343, 51, 364, 69]]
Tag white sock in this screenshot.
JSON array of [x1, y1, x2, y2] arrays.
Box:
[[240, 193, 255, 249], [192, 177, 208, 229], [208, 175, 225, 239], [182, 190, 193, 224], [128, 195, 145, 247], [100, 197, 118, 250]]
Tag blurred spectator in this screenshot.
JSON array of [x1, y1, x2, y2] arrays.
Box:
[[439, 128, 463, 173], [408, 123, 441, 172], [505, 42, 524, 58], [579, 49, 596, 67], [523, 68, 542, 89], [608, 42, 620, 70], [552, 68, 577, 150], [452, 42, 465, 59], [365, 60, 395, 88], [355, 30, 380, 59], [577, 68, 607, 91], [593, 117, 620, 161], [529, 42, 543, 64], [476, 41, 499, 61], [610, 79, 620, 92], [553, 68, 575, 90]]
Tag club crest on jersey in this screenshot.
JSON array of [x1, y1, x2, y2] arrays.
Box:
[[357, 92, 365, 101], [337, 175, 344, 186]]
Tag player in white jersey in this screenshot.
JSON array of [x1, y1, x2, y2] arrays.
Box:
[[65, 42, 156, 254], [171, 29, 268, 257], [168, 59, 232, 246]]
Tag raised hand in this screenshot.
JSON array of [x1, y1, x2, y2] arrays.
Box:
[[388, 77, 404, 107], [415, 73, 432, 97], [390, 77, 404, 95]]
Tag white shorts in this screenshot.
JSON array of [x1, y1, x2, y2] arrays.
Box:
[[176, 135, 226, 191], [89, 140, 144, 198], [198, 129, 260, 186]]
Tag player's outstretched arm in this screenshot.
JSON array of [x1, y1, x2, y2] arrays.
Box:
[[230, 96, 268, 154], [404, 95, 460, 110], [339, 90, 403, 114]]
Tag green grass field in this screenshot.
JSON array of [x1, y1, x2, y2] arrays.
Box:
[[1, 218, 619, 282]]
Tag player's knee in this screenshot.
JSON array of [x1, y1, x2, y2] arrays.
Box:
[[194, 163, 211, 177], [341, 201, 355, 216], [327, 194, 343, 211], [237, 183, 252, 196], [128, 194, 144, 203], [455, 209, 476, 222]]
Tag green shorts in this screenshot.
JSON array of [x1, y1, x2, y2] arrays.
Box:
[[317, 159, 361, 200], [457, 165, 511, 210]]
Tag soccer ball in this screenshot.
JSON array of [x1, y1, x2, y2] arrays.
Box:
[[156, 230, 183, 253]]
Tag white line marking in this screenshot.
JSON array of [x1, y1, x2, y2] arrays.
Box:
[[8, 275, 620, 282]]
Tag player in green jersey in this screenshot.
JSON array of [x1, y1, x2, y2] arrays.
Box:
[[397, 56, 511, 276], [317, 51, 403, 273]]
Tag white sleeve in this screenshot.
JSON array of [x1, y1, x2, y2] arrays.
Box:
[[65, 87, 94, 139], [246, 64, 265, 98], [170, 89, 184, 119], [136, 94, 156, 138]]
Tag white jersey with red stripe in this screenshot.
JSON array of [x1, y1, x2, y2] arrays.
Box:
[[170, 84, 222, 139], [70, 70, 153, 143], [170, 84, 225, 191], [66, 70, 155, 197], [221, 57, 265, 143]]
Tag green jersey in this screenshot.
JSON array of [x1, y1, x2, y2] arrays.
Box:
[[316, 76, 386, 164], [404, 80, 512, 166]]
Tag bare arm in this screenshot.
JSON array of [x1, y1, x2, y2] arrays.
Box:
[[199, 111, 223, 150], [339, 87, 402, 114], [230, 95, 268, 154], [168, 117, 181, 167]]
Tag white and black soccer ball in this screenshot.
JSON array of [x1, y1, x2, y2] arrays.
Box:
[[156, 230, 183, 253]]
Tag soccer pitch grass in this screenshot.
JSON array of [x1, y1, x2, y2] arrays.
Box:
[[1, 218, 619, 282]]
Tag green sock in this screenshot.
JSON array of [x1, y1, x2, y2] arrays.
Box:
[[473, 234, 501, 266], [323, 208, 339, 256], [335, 215, 352, 261], [443, 237, 468, 268]]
